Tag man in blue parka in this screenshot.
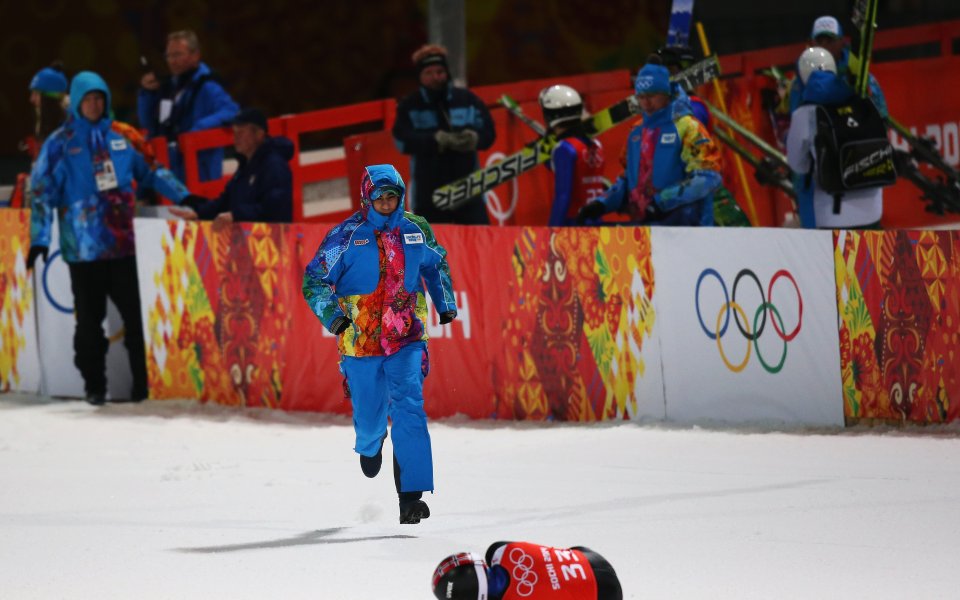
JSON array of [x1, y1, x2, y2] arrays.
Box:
[[138, 30, 238, 182], [577, 63, 723, 226], [302, 164, 457, 524], [27, 71, 193, 405]]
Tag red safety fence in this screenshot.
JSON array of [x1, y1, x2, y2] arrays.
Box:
[[157, 19, 960, 228]]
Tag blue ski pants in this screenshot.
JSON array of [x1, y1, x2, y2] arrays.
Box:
[[340, 342, 433, 492]]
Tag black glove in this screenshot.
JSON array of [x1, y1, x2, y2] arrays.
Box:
[[439, 310, 457, 325], [576, 201, 606, 224], [26, 245, 48, 271], [181, 194, 207, 211], [449, 130, 479, 152], [330, 315, 352, 335]]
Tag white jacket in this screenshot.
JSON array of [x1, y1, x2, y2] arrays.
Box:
[[786, 104, 883, 228]]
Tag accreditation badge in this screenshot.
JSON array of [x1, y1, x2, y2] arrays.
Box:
[[94, 158, 119, 191]]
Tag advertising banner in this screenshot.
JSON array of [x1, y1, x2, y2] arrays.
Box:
[[0, 209, 40, 393], [135, 219, 665, 421], [652, 227, 844, 426], [835, 229, 960, 423]]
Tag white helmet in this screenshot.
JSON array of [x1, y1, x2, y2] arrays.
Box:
[[538, 84, 583, 129], [797, 46, 837, 84]]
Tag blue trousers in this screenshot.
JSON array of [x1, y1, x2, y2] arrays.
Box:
[[340, 342, 433, 492]]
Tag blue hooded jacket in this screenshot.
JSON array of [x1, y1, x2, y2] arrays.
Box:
[[302, 165, 457, 355], [137, 62, 239, 182], [30, 71, 189, 262]]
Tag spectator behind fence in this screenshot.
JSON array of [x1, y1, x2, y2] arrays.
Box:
[[26, 62, 69, 156], [537, 84, 606, 226], [170, 108, 294, 225], [138, 29, 238, 183], [432, 541, 623, 600], [788, 15, 888, 117], [786, 49, 892, 229], [27, 71, 196, 406], [392, 44, 496, 225], [302, 164, 458, 525], [577, 63, 722, 226]]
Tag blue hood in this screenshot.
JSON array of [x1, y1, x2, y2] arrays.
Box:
[[359, 164, 406, 229], [69, 71, 112, 124], [802, 70, 854, 106]]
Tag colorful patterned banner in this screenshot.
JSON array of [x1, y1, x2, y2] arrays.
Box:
[[835, 230, 960, 423], [0, 209, 40, 392]]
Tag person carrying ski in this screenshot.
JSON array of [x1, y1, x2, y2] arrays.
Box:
[[576, 63, 722, 226], [786, 48, 889, 229], [538, 84, 606, 226], [392, 44, 496, 225], [302, 164, 457, 524], [432, 541, 623, 600]]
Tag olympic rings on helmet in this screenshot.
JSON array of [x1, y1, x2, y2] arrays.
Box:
[[695, 268, 803, 374]]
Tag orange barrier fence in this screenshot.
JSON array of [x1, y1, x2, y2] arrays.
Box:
[[159, 19, 959, 228]]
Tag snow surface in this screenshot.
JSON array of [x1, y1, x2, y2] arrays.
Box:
[[2, 394, 959, 599]]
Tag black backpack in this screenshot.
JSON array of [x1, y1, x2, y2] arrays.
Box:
[[814, 95, 896, 211]]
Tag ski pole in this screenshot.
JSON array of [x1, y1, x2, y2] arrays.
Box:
[[695, 22, 760, 227]]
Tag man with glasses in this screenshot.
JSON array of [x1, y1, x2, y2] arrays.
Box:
[[302, 164, 458, 524], [138, 29, 238, 182]]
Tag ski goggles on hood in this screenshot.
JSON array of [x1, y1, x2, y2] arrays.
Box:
[[370, 184, 403, 200]]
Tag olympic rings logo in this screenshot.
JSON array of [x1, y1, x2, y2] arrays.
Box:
[[509, 547, 538, 597], [694, 268, 803, 374]]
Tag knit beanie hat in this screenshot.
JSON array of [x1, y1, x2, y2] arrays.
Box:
[[30, 66, 68, 95], [413, 44, 449, 76], [634, 63, 672, 96]]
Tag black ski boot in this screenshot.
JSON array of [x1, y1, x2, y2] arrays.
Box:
[[360, 432, 387, 478], [399, 496, 430, 524]]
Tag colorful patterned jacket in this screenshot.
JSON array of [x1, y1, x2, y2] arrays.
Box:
[[599, 94, 722, 226], [30, 71, 188, 263], [302, 164, 458, 357]]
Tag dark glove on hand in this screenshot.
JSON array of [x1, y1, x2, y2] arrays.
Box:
[[576, 201, 606, 224], [330, 315, 352, 335], [439, 310, 457, 325], [434, 130, 458, 153], [450, 130, 479, 152], [26, 245, 48, 271], [181, 194, 207, 211]]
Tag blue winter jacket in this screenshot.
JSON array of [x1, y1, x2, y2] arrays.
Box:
[[137, 62, 238, 182], [598, 95, 722, 226], [30, 71, 189, 263], [302, 165, 457, 357], [194, 136, 294, 223]]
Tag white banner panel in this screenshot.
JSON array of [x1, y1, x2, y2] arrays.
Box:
[[33, 220, 132, 399], [651, 227, 843, 426]]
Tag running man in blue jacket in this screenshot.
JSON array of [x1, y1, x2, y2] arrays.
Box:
[[302, 164, 458, 524]]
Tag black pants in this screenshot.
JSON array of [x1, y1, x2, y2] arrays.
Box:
[[67, 256, 147, 398]]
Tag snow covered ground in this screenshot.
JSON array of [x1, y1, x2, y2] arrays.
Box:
[[1, 393, 959, 599]]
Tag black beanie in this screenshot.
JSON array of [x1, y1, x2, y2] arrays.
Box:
[[416, 52, 449, 76]]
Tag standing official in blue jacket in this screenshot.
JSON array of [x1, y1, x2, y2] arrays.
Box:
[[138, 30, 238, 183], [170, 108, 293, 225], [392, 44, 495, 225], [302, 164, 458, 524], [27, 71, 193, 405]]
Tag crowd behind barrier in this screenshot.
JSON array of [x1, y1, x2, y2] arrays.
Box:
[[144, 20, 960, 230], [3, 211, 960, 427]]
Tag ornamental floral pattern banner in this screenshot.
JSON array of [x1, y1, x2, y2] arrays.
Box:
[[835, 229, 960, 423]]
